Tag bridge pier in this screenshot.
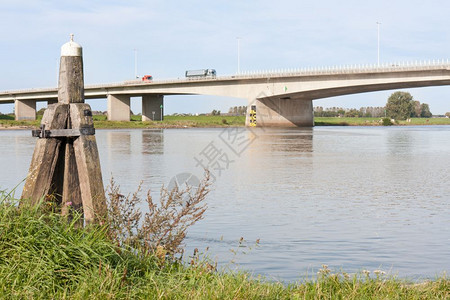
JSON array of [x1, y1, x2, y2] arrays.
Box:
[[142, 95, 164, 121], [15, 99, 36, 120], [107, 94, 130, 121], [246, 97, 314, 127]]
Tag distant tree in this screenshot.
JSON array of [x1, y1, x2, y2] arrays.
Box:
[[359, 107, 365, 116], [211, 109, 217, 116], [376, 107, 387, 118], [345, 108, 361, 117], [420, 103, 432, 118], [446, 112, 450, 118], [314, 106, 324, 117], [413, 101, 422, 118], [385, 91, 414, 120], [217, 110, 221, 116]]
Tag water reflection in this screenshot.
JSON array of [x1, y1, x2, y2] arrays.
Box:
[[386, 128, 416, 155], [0, 131, 35, 192], [142, 129, 164, 155], [253, 128, 313, 153], [105, 130, 132, 156]]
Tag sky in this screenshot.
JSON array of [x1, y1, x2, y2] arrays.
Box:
[[1, 0, 450, 115]]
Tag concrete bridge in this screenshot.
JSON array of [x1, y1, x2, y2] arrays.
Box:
[[1, 60, 450, 127]]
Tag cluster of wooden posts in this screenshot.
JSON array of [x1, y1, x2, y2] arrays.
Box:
[[21, 36, 106, 225]]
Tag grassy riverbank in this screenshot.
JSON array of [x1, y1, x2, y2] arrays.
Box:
[[0, 196, 448, 299], [1, 114, 450, 130], [93, 115, 246, 128], [314, 117, 450, 126], [0, 114, 246, 129]]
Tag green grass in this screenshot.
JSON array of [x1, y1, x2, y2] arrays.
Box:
[[1, 114, 450, 129], [396, 117, 450, 125], [0, 194, 448, 299], [164, 115, 245, 126], [84, 115, 246, 129], [314, 117, 450, 126], [0, 114, 245, 129], [314, 117, 381, 126]]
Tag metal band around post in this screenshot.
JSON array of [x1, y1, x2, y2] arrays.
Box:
[[32, 125, 95, 138]]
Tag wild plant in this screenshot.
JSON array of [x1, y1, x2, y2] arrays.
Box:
[[106, 171, 211, 260]]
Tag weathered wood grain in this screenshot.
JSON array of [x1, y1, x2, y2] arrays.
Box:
[[61, 139, 83, 224], [71, 103, 107, 224], [21, 104, 69, 204], [58, 56, 84, 104]]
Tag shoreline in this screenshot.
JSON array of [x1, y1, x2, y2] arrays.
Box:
[[1, 123, 450, 131], [1, 115, 450, 130]]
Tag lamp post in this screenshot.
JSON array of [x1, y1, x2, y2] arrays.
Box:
[[133, 49, 138, 78], [236, 37, 241, 74], [376, 22, 381, 66]]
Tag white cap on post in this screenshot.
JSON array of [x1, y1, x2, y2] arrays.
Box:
[[61, 34, 82, 57]]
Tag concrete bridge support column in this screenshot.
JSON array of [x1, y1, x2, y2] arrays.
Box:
[[15, 99, 36, 120], [107, 94, 130, 121], [246, 97, 314, 127], [142, 95, 164, 121]]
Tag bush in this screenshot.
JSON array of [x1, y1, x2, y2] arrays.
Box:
[[382, 118, 393, 126], [106, 171, 211, 259]]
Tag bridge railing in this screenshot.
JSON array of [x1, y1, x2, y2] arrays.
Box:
[[2, 59, 450, 96], [86, 59, 450, 85], [233, 59, 450, 79]]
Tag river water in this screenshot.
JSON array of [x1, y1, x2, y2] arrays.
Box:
[[1, 126, 449, 282]]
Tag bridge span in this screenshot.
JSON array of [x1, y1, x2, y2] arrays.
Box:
[[1, 61, 450, 127]]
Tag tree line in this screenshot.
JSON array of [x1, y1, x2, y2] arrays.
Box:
[[314, 106, 386, 118], [212, 92, 440, 120], [228, 106, 247, 115], [314, 91, 433, 120], [385, 91, 431, 119]]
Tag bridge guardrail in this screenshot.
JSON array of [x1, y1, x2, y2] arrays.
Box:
[[2, 59, 450, 96]]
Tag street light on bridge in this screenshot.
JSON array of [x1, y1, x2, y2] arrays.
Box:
[[133, 48, 138, 78], [236, 37, 241, 74], [376, 22, 381, 66]]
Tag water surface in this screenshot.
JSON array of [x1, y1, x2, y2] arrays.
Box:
[[1, 126, 449, 282]]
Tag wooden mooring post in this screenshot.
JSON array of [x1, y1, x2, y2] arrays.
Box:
[[21, 35, 107, 225]]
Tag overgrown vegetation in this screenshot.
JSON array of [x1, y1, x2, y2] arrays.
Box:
[[106, 172, 210, 259], [0, 186, 448, 298], [314, 117, 450, 126], [382, 117, 393, 126], [314, 106, 387, 118]]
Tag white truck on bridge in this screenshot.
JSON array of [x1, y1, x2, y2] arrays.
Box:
[[185, 69, 216, 78]]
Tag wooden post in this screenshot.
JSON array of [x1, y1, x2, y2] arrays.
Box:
[[21, 104, 69, 205], [22, 35, 107, 225]]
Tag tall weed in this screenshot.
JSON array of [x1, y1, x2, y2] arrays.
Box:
[[106, 171, 211, 259]]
